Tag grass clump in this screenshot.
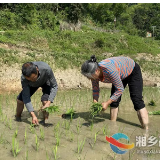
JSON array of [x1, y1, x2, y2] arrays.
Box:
[[90, 103, 102, 118]]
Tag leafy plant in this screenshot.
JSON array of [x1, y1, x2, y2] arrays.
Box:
[[90, 103, 102, 118], [44, 105, 60, 114], [149, 110, 160, 115]]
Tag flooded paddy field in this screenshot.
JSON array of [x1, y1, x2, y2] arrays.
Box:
[[0, 87, 160, 160]]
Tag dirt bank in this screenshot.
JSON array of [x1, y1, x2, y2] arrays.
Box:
[[0, 62, 159, 94]]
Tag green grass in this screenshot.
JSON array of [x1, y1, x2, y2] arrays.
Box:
[[0, 28, 160, 70]]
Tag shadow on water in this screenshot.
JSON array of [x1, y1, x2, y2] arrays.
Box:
[[63, 111, 141, 129], [17, 110, 141, 128], [14, 110, 53, 127]]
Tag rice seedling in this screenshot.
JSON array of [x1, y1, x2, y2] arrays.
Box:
[[118, 125, 125, 133], [102, 125, 107, 135], [64, 120, 70, 130], [54, 122, 60, 134], [40, 127, 45, 141], [89, 131, 99, 149], [90, 119, 94, 131], [77, 138, 86, 154], [53, 145, 58, 160], [1, 114, 5, 123], [14, 128, 18, 138], [155, 130, 159, 137], [29, 123, 35, 134], [46, 150, 51, 160], [55, 130, 61, 146], [76, 117, 83, 134], [148, 110, 160, 115], [94, 131, 99, 143], [8, 118, 12, 130], [62, 107, 75, 121], [12, 136, 21, 157], [0, 105, 2, 115], [0, 133, 5, 144], [35, 134, 40, 151], [24, 150, 29, 160], [69, 131, 74, 142], [24, 128, 27, 144], [3, 115, 7, 125], [90, 103, 102, 118], [77, 152, 87, 160], [113, 153, 116, 160], [43, 105, 60, 113], [4, 116, 9, 127], [0, 114, 3, 122], [129, 150, 136, 160], [76, 121, 80, 135]]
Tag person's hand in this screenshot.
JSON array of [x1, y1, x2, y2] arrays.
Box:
[[30, 111, 39, 125], [102, 99, 113, 111], [41, 101, 51, 110], [32, 116, 39, 125], [102, 102, 109, 111], [93, 99, 98, 103]]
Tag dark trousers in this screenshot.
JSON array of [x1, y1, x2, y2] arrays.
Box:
[[17, 83, 51, 102], [110, 62, 145, 111]]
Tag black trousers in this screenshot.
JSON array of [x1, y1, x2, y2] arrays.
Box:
[[110, 62, 145, 111], [17, 83, 51, 102]]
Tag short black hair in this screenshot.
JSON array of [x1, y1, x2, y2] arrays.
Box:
[[22, 62, 37, 77]]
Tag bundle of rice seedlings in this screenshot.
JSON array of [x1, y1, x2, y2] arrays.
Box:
[[43, 105, 60, 114], [62, 108, 75, 119], [90, 103, 102, 118], [148, 110, 160, 115]]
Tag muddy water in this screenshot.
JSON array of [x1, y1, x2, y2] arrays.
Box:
[[0, 87, 160, 160]]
